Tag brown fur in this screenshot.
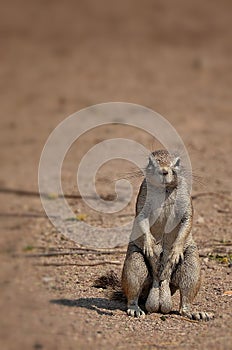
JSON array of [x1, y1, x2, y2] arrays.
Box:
[[121, 150, 213, 321]]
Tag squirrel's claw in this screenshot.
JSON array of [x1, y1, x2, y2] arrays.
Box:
[[181, 310, 214, 321], [127, 305, 145, 318], [143, 234, 155, 258], [159, 250, 184, 280]]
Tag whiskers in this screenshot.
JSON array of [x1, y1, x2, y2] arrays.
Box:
[[181, 168, 206, 187], [192, 173, 206, 187], [113, 168, 145, 183]]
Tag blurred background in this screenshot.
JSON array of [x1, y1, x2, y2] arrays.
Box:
[[1, 0, 231, 190]]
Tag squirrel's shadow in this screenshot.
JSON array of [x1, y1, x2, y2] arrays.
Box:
[[50, 298, 180, 317], [50, 297, 126, 316]]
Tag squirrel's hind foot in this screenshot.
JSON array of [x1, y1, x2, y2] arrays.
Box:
[[181, 310, 214, 321], [127, 304, 145, 318]]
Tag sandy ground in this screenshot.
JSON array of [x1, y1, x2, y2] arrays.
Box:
[[0, 0, 232, 349]]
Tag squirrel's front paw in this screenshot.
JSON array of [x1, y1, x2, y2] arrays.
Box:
[[143, 235, 155, 258], [160, 248, 184, 280], [169, 249, 184, 266]]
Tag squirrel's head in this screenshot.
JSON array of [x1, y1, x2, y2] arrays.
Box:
[[145, 150, 180, 188]]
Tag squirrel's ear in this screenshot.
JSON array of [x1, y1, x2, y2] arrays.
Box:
[[148, 154, 158, 167], [173, 157, 180, 168], [148, 155, 154, 166]]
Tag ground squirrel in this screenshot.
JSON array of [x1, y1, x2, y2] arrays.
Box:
[[122, 150, 212, 321]]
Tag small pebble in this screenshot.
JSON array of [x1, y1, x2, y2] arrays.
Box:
[[196, 216, 205, 224], [42, 276, 54, 283]]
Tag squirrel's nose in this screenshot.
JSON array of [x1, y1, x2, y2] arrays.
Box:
[[161, 169, 168, 176]]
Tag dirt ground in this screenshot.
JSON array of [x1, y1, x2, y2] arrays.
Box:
[[0, 0, 232, 349]]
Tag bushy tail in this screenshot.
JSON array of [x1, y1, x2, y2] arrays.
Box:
[[93, 270, 126, 302]]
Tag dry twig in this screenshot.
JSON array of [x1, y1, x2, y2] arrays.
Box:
[[17, 248, 126, 258], [35, 260, 121, 267], [192, 192, 232, 202]]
